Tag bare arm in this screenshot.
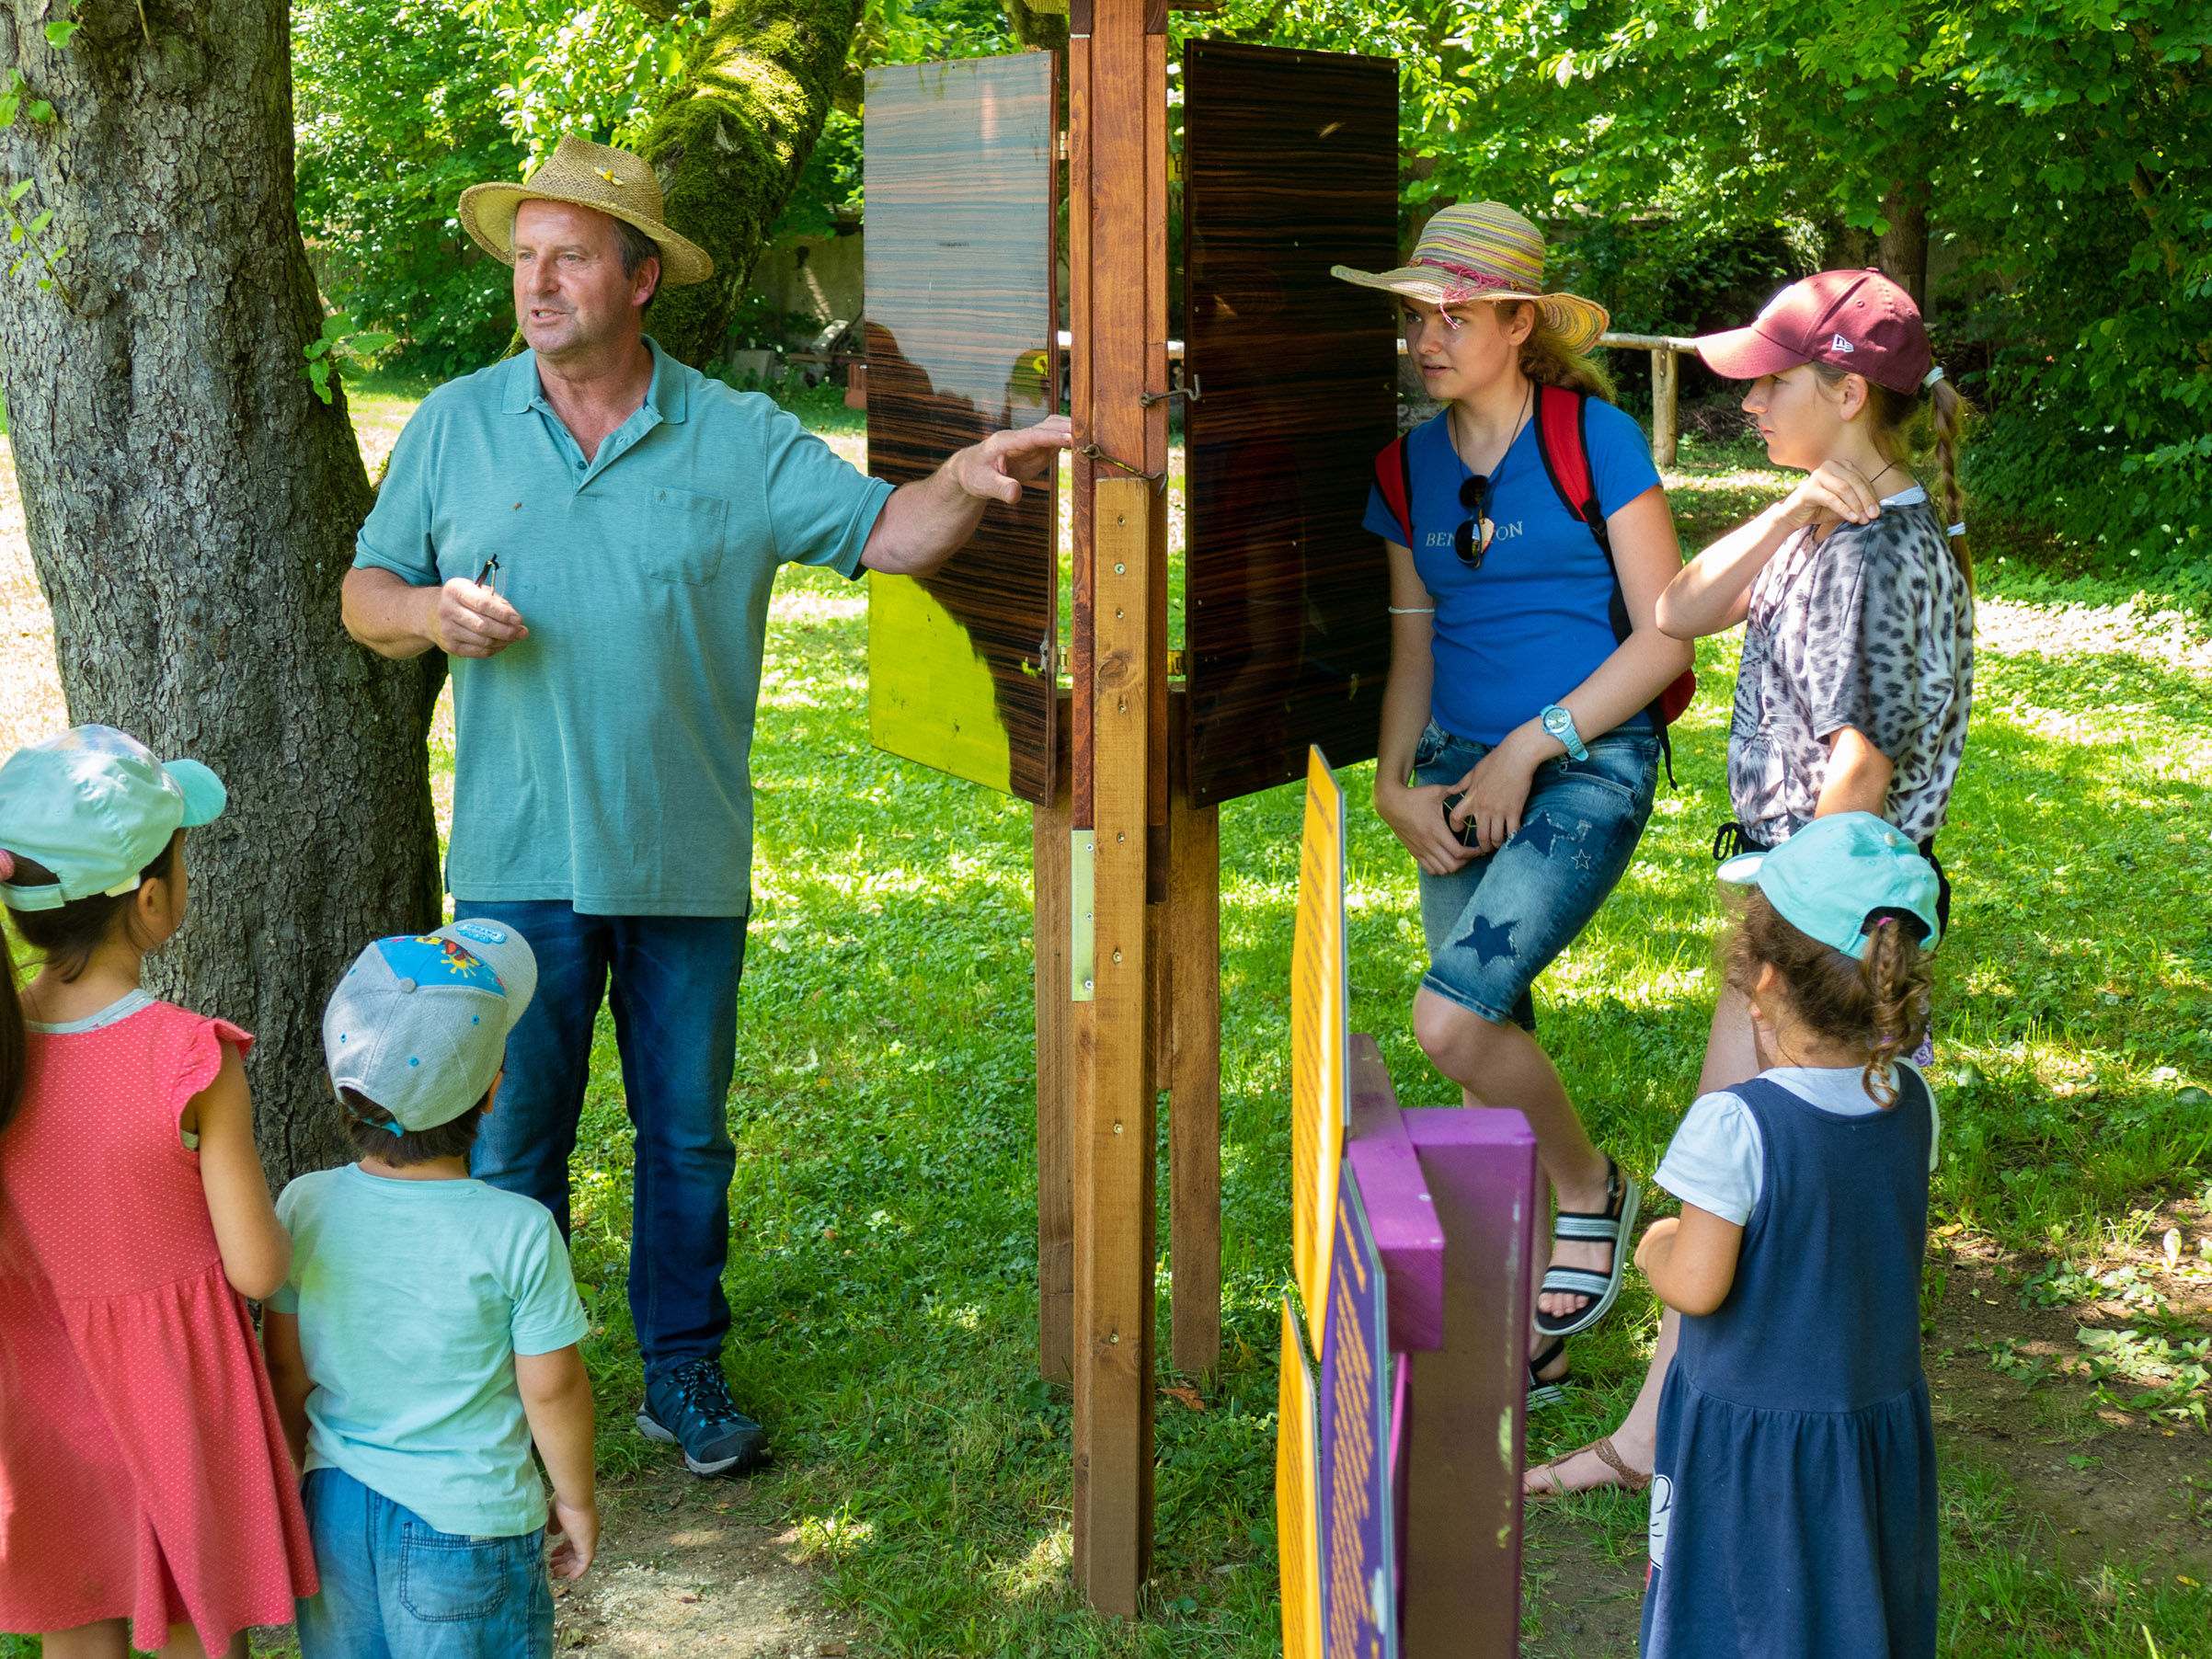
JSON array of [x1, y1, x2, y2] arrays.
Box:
[[1815, 726, 1896, 817], [1447, 485, 1695, 854], [860, 416, 1072, 577], [1657, 459, 1892, 640], [185, 1042, 292, 1301], [1370, 543, 1477, 877], [1633, 1205, 1745, 1317], [516, 1344, 598, 1580], [261, 1310, 313, 1473], [341, 565, 530, 660]]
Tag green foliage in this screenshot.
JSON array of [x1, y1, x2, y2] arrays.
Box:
[[293, 0, 533, 377], [458, 0, 703, 166], [302, 311, 398, 405]]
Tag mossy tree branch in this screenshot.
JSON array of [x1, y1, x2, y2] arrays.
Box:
[[619, 0, 865, 367]]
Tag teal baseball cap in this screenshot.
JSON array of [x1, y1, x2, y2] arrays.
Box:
[[0, 725, 227, 912], [1716, 811, 1943, 958]]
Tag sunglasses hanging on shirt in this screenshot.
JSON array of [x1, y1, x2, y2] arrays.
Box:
[[1454, 472, 1496, 568]]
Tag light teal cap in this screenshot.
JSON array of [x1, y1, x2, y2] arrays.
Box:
[[1716, 810, 1942, 958], [0, 725, 226, 912]]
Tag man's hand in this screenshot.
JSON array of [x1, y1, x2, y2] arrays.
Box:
[[546, 1496, 600, 1580], [430, 577, 529, 658], [949, 415, 1073, 505], [862, 416, 1074, 577]]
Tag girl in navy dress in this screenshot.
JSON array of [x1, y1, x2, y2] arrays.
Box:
[[1634, 811, 1943, 1659]]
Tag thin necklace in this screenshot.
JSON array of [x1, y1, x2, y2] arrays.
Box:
[[1450, 379, 1534, 478]]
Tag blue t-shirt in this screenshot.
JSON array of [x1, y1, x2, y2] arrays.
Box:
[[1363, 401, 1662, 745], [271, 1166, 590, 1539]]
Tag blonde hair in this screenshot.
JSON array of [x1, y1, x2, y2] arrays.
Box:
[[1488, 299, 1617, 402], [1811, 361, 1973, 589]]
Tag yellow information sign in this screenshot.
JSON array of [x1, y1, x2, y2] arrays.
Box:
[[1276, 1298, 1322, 1659], [1290, 746, 1349, 1353]]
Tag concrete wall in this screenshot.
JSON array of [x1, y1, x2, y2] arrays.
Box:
[[750, 223, 865, 343]]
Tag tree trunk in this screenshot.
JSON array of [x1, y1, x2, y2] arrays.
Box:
[[620, 0, 868, 368], [1879, 176, 1931, 315], [0, 1, 444, 1184]]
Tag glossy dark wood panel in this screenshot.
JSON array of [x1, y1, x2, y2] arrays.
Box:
[[865, 54, 1059, 804], [1183, 41, 1398, 807]]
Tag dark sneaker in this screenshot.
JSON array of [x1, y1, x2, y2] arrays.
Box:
[[637, 1358, 770, 1477]]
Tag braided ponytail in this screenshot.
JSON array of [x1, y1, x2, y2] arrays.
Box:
[[1857, 917, 1933, 1107], [1928, 375, 1970, 588]]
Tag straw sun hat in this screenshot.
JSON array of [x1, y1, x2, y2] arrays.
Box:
[[1332, 201, 1609, 354], [459, 134, 714, 288]]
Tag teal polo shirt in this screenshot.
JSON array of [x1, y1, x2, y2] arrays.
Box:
[[354, 339, 892, 915]]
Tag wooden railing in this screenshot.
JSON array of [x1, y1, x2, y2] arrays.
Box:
[[1599, 330, 1702, 467]]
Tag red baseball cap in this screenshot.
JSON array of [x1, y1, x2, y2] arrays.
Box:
[[1694, 269, 1932, 395]]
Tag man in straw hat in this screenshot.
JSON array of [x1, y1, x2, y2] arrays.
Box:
[[341, 136, 1070, 1481]]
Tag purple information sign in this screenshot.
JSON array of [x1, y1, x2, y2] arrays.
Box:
[[1318, 1165, 1396, 1658]]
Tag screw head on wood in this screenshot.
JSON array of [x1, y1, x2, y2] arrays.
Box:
[[1114, 562, 1126, 574]]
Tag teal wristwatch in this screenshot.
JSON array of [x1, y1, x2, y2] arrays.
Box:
[[1540, 704, 1588, 761]]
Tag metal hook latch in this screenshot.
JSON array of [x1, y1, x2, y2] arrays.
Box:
[[1138, 372, 1201, 409]]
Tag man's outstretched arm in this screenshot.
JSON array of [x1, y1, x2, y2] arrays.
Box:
[[860, 415, 1072, 578]]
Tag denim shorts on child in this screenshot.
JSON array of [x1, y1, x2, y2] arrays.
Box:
[[295, 1467, 555, 1659], [1412, 719, 1659, 1029]]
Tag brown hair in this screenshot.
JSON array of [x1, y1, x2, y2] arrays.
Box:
[[1722, 888, 1934, 1107], [339, 1085, 490, 1167], [5, 832, 182, 987], [1810, 361, 1973, 589], [1494, 299, 1617, 402], [1, 833, 184, 1136]]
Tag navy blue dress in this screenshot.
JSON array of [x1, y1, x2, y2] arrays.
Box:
[[1642, 1071, 1940, 1658]]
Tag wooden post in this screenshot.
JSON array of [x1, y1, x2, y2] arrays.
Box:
[[1035, 723, 1074, 1382], [1652, 344, 1679, 467], [1168, 723, 1221, 1377], [1069, 0, 1168, 1612]]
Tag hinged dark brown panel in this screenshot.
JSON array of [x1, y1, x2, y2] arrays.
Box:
[[1182, 41, 1398, 807], [865, 53, 1060, 804]]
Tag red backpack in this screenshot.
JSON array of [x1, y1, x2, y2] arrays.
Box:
[[1372, 382, 1696, 781]]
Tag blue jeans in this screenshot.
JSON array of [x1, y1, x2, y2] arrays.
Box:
[[460, 900, 747, 1381], [295, 1468, 553, 1659], [1412, 719, 1658, 1028]]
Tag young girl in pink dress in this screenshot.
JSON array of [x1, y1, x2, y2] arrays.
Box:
[[0, 726, 315, 1658]]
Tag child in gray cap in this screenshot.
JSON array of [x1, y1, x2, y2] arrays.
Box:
[[262, 921, 596, 1658]]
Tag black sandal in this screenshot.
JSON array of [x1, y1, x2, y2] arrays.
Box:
[[1533, 1155, 1640, 1339], [1528, 1336, 1571, 1412]]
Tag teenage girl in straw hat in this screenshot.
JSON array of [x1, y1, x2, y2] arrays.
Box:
[[1335, 203, 1693, 1388], [1528, 267, 1974, 1499]]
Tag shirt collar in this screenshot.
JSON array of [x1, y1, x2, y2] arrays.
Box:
[[497, 335, 689, 426]]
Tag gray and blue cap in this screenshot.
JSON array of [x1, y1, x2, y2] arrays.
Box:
[[324, 921, 538, 1133]]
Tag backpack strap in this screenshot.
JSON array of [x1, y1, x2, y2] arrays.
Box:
[[1531, 382, 1687, 787], [1373, 433, 1415, 548]]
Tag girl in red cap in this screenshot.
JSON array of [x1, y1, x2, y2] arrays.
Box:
[[1527, 269, 1973, 1526]]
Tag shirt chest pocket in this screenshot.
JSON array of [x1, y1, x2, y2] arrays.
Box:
[[635, 486, 731, 585]]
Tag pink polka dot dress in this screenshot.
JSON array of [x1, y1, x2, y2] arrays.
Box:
[[0, 995, 315, 1649]]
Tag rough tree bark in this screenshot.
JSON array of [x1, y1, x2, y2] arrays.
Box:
[[0, 0, 443, 1184], [619, 0, 868, 367]]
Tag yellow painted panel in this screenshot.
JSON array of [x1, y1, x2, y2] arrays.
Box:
[[867, 571, 1015, 795], [1278, 1299, 1322, 1659], [1292, 745, 1348, 1355]]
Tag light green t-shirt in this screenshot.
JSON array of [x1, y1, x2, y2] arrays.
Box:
[[271, 1165, 590, 1539], [352, 338, 893, 916]]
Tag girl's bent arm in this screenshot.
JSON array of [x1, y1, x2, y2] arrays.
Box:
[[189, 1041, 292, 1300], [518, 1344, 599, 1579], [1634, 1206, 1744, 1317], [1815, 726, 1896, 818], [1371, 543, 1473, 877], [261, 1310, 313, 1472], [1658, 459, 1896, 640]]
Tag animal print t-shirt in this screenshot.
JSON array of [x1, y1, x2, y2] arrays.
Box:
[[1727, 486, 1974, 847]]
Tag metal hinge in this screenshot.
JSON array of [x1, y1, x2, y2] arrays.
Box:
[[1070, 830, 1095, 1002]]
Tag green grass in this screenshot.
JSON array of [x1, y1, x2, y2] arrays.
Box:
[[6, 435, 2209, 1656]]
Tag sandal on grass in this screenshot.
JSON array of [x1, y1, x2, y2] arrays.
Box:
[[1532, 1155, 1640, 1340], [1525, 1435, 1651, 1499], [1528, 1337, 1571, 1412]]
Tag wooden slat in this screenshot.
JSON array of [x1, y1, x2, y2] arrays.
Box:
[[1078, 475, 1159, 1611], [1035, 719, 1074, 1381], [1168, 737, 1221, 1375], [1652, 343, 1680, 468]]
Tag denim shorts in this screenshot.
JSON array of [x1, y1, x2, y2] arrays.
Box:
[[296, 1467, 555, 1659], [1412, 718, 1659, 1029]]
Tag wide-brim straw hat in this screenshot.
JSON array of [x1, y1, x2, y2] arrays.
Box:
[[459, 134, 714, 288], [1332, 201, 1609, 355]]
